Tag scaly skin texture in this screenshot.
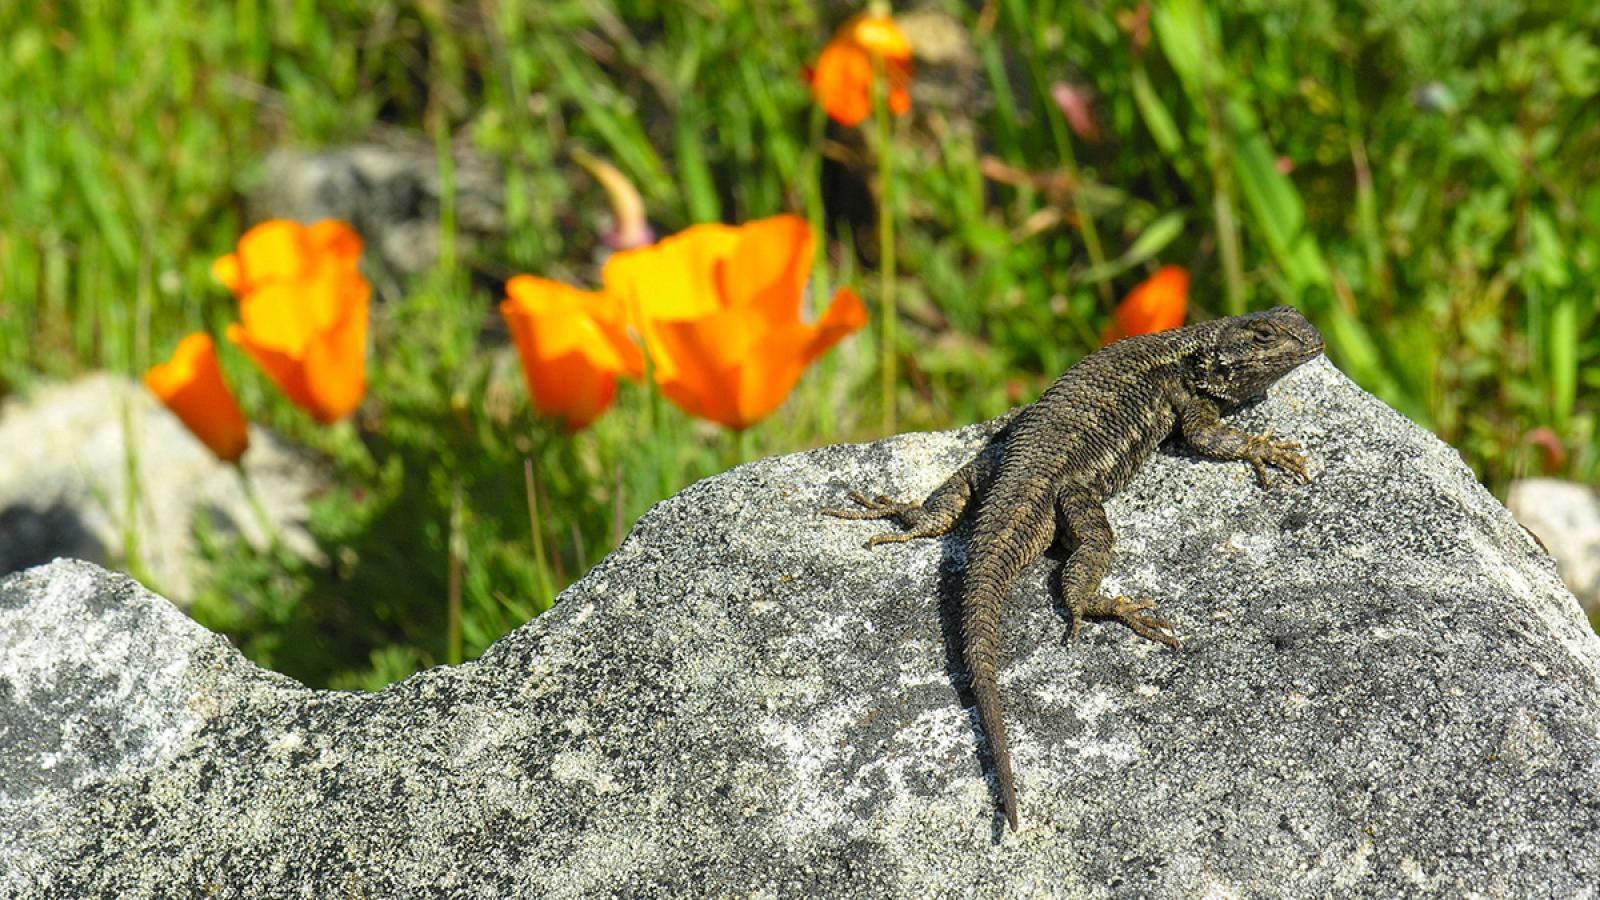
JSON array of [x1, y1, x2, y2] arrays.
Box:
[[824, 306, 1325, 830]]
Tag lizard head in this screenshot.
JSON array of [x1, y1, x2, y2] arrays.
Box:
[[1189, 305, 1324, 405]]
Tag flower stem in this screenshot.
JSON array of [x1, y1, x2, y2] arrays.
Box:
[[523, 456, 556, 607], [643, 352, 674, 501], [1028, 63, 1111, 307], [233, 459, 281, 556], [726, 426, 751, 470], [118, 395, 149, 586], [806, 102, 837, 442], [873, 65, 897, 435], [1204, 93, 1246, 316], [433, 114, 457, 276]]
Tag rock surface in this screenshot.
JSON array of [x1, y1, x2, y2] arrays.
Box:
[[248, 143, 505, 281], [0, 373, 322, 603], [4, 357, 1600, 898], [1508, 477, 1600, 617]]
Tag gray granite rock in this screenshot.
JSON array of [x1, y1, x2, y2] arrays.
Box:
[[248, 142, 504, 282], [0, 373, 323, 604], [4, 357, 1599, 898], [1508, 477, 1600, 617]]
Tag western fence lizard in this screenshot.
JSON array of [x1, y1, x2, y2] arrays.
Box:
[[824, 306, 1325, 830]]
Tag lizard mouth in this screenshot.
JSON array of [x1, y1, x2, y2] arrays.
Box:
[[1294, 323, 1326, 358]]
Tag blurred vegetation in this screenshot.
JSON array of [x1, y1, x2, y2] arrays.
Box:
[[1, 0, 1596, 687]]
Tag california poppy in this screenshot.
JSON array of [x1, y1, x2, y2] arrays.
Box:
[[500, 276, 645, 431], [1102, 266, 1188, 344], [603, 214, 868, 431], [215, 219, 371, 424], [212, 219, 363, 296], [144, 332, 250, 463], [805, 11, 914, 127]]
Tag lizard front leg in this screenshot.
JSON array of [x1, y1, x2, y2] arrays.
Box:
[[1178, 397, 1310, 487], [1055, 490, 1179, 647]]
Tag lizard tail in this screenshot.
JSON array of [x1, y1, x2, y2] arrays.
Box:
[[962, 578, 1018, 829], [971, 670, 1018, 830]]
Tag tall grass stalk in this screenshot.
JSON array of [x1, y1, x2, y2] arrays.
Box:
[[234, 462, 282, 555], [523, 456, 556, 605], [447, 480, 464, 666]]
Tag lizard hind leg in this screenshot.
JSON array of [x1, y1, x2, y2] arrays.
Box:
[[1053, 491, 1180, 648]]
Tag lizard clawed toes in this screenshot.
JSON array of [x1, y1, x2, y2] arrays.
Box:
[[1068, 596, 1180, 648], [821, 490, 929, 548], [1246, 430, 1311, 487]]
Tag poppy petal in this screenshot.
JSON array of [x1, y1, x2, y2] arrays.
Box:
[[227, 322, 316, 416], [234, 220, 313, 290], [300, 299, 369, 423], [144, 333, 251, 462], [1103, 266, 1188, 343], [500, 278, 643, 429], [722, 215, 814, 322]]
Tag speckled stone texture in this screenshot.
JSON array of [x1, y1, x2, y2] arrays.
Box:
[[3, 357, 1598, 898]]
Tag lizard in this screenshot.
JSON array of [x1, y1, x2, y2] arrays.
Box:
[[823, 305, 1325, 830]]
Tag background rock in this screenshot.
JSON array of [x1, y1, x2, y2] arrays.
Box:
[[248, 142, 505, 283], [0, 373, 323, 604], [4, 358, 1599, 897], [1508, 477, 1600, 618]]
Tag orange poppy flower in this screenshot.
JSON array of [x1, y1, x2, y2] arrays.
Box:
[[805, 12, 914, 127], [143, 332, 250, 463], [499, 276, 645, 431], [212, 219, 363, 296], [215, 219, 371, 424], [1102, 266, 1189, 344], [603, 214, 868, 431]]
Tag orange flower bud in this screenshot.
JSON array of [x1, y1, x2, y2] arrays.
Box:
[[499, 276, 645, 431], [216, 220, 371, 424], [1102, 266, 1188, 344], [805, 12, 914, 127], [604, 214, 868, 431], [143, 332, 250, 463], [571, 149, 654, 251]]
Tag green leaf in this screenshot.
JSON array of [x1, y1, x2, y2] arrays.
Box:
[[1152, 0, 1212, 93], [1549, 291, 1578, 429], [1080, 211, 1187, 283], [675, 116, 721, 223], [1526, 209, 1570, 290], [1131, 66, 1184, 157]]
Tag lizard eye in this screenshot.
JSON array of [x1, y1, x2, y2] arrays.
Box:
[[1251, 323, 1277, 343]]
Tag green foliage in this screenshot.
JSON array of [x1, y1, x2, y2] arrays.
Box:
[[4, 0, 1598, 685]]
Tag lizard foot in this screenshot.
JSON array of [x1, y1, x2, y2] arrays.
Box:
[[822, 492, 922, 549], [1244, 430, 1310, 488], [1069, 595, 1180, 648]]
